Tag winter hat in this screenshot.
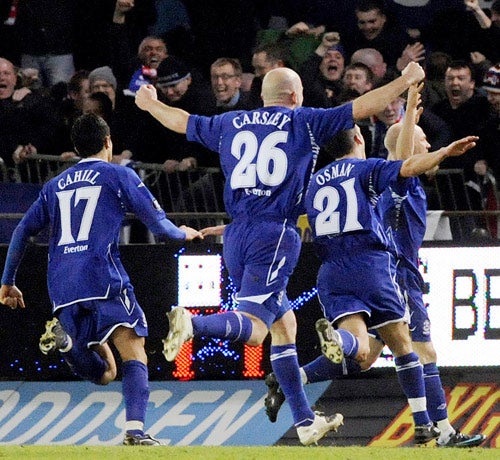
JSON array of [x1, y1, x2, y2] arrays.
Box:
[[156, 57, 191, 87], [88, 66, 117, 91], [483, 64, 500, 93]]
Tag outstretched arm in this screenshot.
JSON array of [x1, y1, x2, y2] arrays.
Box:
[[135, 84, 190, 134], [392, 82, 423, 161], [352, 62, 425, 120], [399, 136, 478, 178]]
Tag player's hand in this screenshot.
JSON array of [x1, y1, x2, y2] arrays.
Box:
[[180, 225, 204, 241], [445, 136, 479, 157], [200, 225, 226, 237], [0, 285, 25, 309], [401, 62, 425, 85], [135, 84, 158, 111]]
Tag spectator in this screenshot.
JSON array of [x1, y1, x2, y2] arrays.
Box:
[[15, 0, 77, 87], [130, 56, 216, 171], [342, 62, 375, 96], [431, 60, 490, 181], [54, 70, 90, 156], [344, 0, 425, 71], [123, 36, 169, 97], [350, 47, 395, 84], [476, 63, 500, 181], [248, 42, 288, 108], [424, 51, 453, 106], [210, 57, 252, 113], [255, 20, 326, 72], [0, 57, 62, 170], [88, 65, 135, 163], [299, 35, 346, 108], [465, 0, 500, 64], [148, 0, 194, 61]]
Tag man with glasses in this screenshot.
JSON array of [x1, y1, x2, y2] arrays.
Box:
[[210, 57, 252, 113]]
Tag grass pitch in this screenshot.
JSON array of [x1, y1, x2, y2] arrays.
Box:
[[0, 446, 497, 459]]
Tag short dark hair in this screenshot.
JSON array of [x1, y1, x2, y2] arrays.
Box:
[[322, 129, 356, 160], [71, 113, 110, 158], [345, 62, 375, 85], [355, 0, 386, 14], [446, 60, 475, 81], [68, 69, 90, 94]]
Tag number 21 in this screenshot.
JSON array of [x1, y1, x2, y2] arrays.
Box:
[[313, 178, 362, 236]]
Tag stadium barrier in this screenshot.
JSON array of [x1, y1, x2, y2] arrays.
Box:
[[0, 153, 230, 233]]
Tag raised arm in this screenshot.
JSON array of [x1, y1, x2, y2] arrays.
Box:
[[392, 82, 423, 161], [135, 84, 190, 134], [352, 62, 425, 120], [399, 136, 478, 178]]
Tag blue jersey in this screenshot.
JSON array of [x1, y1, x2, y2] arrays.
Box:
[[377, 176, 426, 265], [305, 157, 403, 262], [186, 103, 354, 223], [1, 159, 185, 310]]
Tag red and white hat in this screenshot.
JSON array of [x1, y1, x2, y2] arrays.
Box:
[[483, 64, 500, 94]]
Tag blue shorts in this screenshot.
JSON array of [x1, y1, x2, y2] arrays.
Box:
[[398, 262, 431, 342], [224, 219, 300, 328], [58, 285, 148, 348], [317, 249, 409, 329]]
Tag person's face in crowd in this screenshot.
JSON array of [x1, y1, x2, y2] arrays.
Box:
[[444, 66, 475, 109], [252, 52, 280, 78], [319, 49, 345, 82], [82, 97, 105, 118], [413, 125, 431, 155], [356, 9, 387, 41], [0, 59, 17, 99], [491, 8, 500, 28], [376, 97, 405, 126], [486, 90, 500, 114], [69, 78, 90, 111], [138, 39, 168, 69], [351, 50, 387, 79], [90, 79, 116, 107], [158, 76, 192, 103], [343, 68, 372, 94], [211, 63, 241, 104]]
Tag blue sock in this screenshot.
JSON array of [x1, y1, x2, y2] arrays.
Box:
[[122, 360, 149, 432], [395, 352, 430, 426], [423, 362, 448, 423], [303, 356, 361, 383], [337, 329, 359, 358], [192, 311, 252, 342], [271, 344, 315, 427]]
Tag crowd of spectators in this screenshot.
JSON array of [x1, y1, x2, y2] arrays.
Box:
[[0, 0, 499, 236]]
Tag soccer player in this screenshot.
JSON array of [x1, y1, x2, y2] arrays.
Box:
[[0, 114, 202, 446], [305, 124, 477, 443], [265, 84, 485, 447], [375, 84, 485, 447], [135, 63, 426, 445]]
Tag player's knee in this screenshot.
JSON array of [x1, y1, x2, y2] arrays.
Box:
[[246, 319, 268, 345]]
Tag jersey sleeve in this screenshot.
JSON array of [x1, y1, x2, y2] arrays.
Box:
[[368, 158, 405, 195], [304, 103, 355, 146], [1, 195, 49, 285], [118, 167, 186, 240], [186, 113, 224, 152]]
